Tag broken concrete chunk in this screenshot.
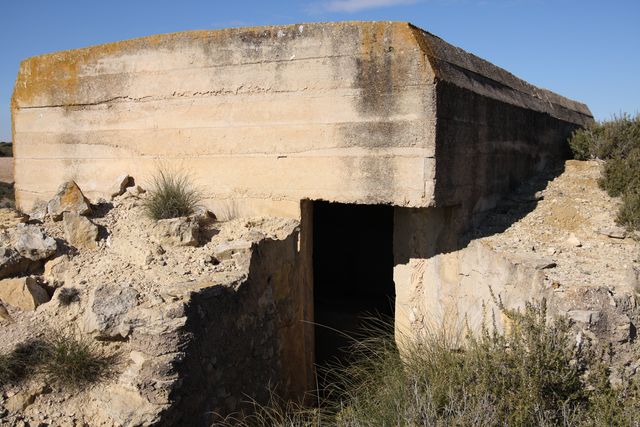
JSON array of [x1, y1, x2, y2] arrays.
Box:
[[8, 224, 57, 261], [110, 175, 135, 198], [0, 276, 50, 310], [83, 283, 139, 339], [47, 180, 92, 221], [63, 212, 99, 249], [213, 240, 252, 261], [150, 216, 199, 247]]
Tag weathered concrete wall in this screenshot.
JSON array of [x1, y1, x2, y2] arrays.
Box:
[[12, 21, 592, 220], [12, 22, 438, 217]]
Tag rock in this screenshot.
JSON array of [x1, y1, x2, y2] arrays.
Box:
[[0, 225, 56, 279], [599, 226, 626, 239], [8, 224, 57, 261], [150, 216, 199, 247], [27, 200, 48, 222], [126, 185, 146, 197], [624, 267, 640, 292], [109, 175, 135, 198], [44, 255, 71, 286], [566, 233, 582, 247], [63, 212, 99, 249], [213, 240, 252, 261], [568, 310, 601, 326], [83, 284, 139, 339], [47, 181, 92, 221], [0, 276, 50, 310], [4, 383, 45, 413], [193, 208, 217, 226], [530, 257, 557, 270]]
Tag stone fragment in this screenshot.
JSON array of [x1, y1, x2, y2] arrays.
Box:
[[624, 267, 640, 292], [27, 200, 48, 222], [193, 208, 217, 226], [213, 240, 252, 261], [567, 310, 601, 326], [150, 216, 199, 247], [4, 384, 44, 413], [599, 226, 626, 239], [0, 276, 50, 310], [47, 181, 92, 221], [63, 212, 99, 249], [566, 233, 582, 247], [83, 283, 139, 339], [5, 224, 57, 261], [126, 185, 146, 197], [109, 175, 135, 198], [44, 255, 71, 286], [530, 258, 557, 270]]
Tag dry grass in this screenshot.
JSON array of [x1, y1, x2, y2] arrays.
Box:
[[144, 168, 202, 220], [220, 300, 640, 426]]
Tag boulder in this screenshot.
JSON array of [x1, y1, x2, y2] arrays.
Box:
[[150, 216, 199, 247], [47, 181, 92, 221], [0, 276, 50, 310], [0, 225, 57, 279], [9, 224, 57, 261], [109, 175, 135, 199], [83, 283, 139, 339], [63, 212, 99, 249]]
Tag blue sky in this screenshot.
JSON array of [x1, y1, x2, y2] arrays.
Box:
[[1, 0, 638, 141]]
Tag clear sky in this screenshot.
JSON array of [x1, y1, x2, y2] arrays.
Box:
[[1, 0, 638, 141]]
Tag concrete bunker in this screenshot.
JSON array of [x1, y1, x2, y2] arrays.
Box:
[[312, 201, 395, 372], [10, 20, 595, 424]]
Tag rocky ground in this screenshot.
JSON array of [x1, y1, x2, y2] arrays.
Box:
[[471, 160, 640, 380], [0, 178, 299, 426]]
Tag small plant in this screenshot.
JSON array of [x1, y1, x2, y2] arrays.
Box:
[[39, 332, 117, 389], [144, 168, 202, 220], [568, 113, 640, 231]]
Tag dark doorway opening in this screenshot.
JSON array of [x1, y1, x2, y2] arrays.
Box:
[[313, 201, 395, 382]]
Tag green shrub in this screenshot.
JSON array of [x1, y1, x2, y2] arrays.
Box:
[[144, 168, 201, 220], [569, 113, 640, 231], [39, 332, 116, 389], [223, 300, 640, 426]]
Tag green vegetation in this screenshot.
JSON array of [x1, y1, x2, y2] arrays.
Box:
[[143, 168, 202, 220], [223, 300, 640, 426], [569, 113, 640, 231], [0, 331, 117, 390]]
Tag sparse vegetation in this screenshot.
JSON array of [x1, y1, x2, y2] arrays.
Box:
[[0, 332, 117, 390], [143, 168, 202, 220], [223, 300, 640, 426], [39, 332, 116, 389], [569, 113, 640, 231]]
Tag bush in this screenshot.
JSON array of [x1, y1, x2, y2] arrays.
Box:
[[39, 332, 116, 389], [224, 300, 640, 426], [0, 332, 117, 391], [144, 168, 201, 220], [568, 113, 640, 231]]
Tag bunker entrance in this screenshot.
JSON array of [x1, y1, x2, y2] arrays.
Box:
[[312, 201, 395, 379]]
